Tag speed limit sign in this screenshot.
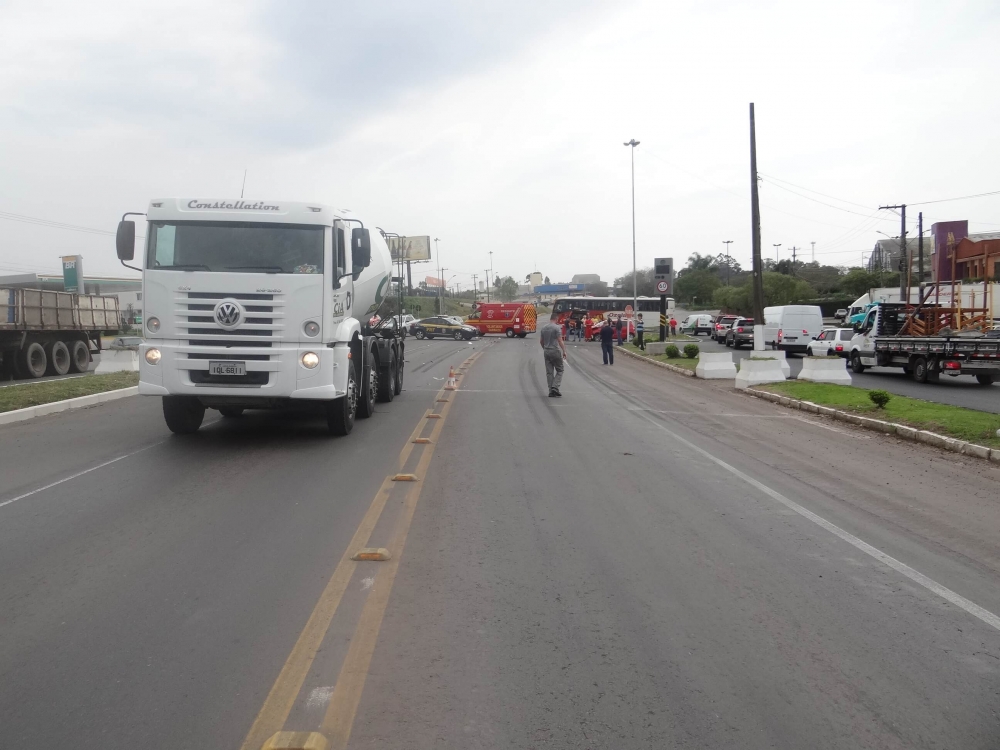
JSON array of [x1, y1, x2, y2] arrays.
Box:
[[656, 280, 669, 294]]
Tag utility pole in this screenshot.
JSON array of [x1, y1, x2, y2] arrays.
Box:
[[723, 240, 733, 285], [485, 269, 491, 303], [624, 138, 640, 324], [471, 273, 478, 303], [811, 241, 815, 263], [878, 204, 907, 302], [489, 250, 494, 304], [438, 267, 447, 313], [749, 103, 764, 348], [918, 212, 924, 286], [434, 237, 442, 314]]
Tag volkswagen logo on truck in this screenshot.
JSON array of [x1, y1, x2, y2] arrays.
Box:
[[214, 300, 242, 329]]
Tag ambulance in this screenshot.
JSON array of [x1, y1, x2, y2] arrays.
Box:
[[465, 303, 537, 337]]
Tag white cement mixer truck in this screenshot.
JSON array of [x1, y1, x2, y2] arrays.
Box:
[[115, 198, 404, 435]]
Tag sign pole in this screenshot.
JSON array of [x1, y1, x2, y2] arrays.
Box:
[[659, 294, 667, 341]]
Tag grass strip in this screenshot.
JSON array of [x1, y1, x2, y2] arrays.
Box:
[[0, 372, 139, 414], [623, 343, 699, 370], [759, 381, 1000, 449]]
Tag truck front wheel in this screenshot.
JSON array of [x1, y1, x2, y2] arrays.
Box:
[[850, 352, 866, 373], [163, 396, 205, 434], [327, 362, 357, 436], [505, 328, 515, 338], [22, 342, 47, 378], [976, 374, 995, 386]]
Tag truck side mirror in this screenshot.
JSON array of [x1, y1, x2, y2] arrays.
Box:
[[116, 220, 136, 261], [352, 228, 371, 268]]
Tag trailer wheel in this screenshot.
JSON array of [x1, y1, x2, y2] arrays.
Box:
[[850, 352, 866, 374], [22, 342, 47, 378], [357, 346, 377, 419], [976, 374, 995, 386], [327, 361, 357, 436], [912, 357, 929, 383], [46, 341, 71, 376], [505, 328, 515, 338], [69, 340, 91, 373], [162, 396, 205, 434], [377, 350, 396, 403]]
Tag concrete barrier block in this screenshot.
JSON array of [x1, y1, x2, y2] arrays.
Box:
[[734, 357, 787, 390], [963, 443, 991, 459], [695, 352, 737, 379], [799, 356, 852, 385], [799, 401, 819, 413], [916, 430, 952, 450], [759, 349, 792, 378], [896, 425, 918, 440], [645, 342, 667, 356], [95, 350, 139, 374], [990, 449, 1000, 464]]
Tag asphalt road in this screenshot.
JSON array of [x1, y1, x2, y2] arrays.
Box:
[[2, 336, 1000, 749], [693, 333, 1000, 414]]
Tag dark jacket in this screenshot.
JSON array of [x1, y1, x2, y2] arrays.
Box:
[[599, 325, 615, 344]]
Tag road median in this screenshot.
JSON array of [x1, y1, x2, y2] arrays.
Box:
[[0, 372, 139, 423], [617, 343, 697, 376]]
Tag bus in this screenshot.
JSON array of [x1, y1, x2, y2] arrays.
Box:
[[551, 296, 674, 340]]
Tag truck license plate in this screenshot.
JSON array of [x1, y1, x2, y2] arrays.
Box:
[[209, 361, 246, 376]]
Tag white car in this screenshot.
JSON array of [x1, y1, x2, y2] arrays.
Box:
[[806, 327, 855, 358]]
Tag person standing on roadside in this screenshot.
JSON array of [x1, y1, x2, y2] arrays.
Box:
[[669, 316, 678, 337], [600, 319, 615, 365], [635, 314, 645, 350], [539, 313, 568, 397], [615, 315, 624, 346]]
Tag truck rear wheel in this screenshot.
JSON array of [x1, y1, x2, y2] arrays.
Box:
[[357, 348, 377, 419], [46, 341, 71, 376], [327, 361, 357, 436], [912, 357, 929, 383], [850, 352, 866, 374], [68, 340, 91, 373], [377, 350, 396, 403], [22, 342, 47, 378], [976, 374, 995, 386], [394, 352, 403, 395], [162, 396, 205, 434]]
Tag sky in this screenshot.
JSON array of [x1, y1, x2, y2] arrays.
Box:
[[2, 0, 1000, 290]]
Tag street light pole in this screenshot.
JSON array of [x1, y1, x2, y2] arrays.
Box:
[[773, 243, 781, 263], [624, 139, 640, 324], [723, 240, 733, 285], [434, 237, 442, 314]]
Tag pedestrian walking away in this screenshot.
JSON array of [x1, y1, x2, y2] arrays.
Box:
[[635, 313, 645, 350], [539, 313, 568, 396], [600, 320, 615, 365]]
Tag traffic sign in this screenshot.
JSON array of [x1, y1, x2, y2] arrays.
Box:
[[656, 280, 669, 294], [624, 304, 634, 318]]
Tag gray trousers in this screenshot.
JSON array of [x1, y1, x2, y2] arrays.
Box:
[[544, 349, 564, 391]]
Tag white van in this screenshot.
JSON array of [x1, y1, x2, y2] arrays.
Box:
[[763, 305, 824, 353]]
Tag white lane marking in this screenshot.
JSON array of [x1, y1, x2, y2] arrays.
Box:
[[793, 416, 870, 438], [630, 409, 1000, 633], [306, 686, 335, 710]]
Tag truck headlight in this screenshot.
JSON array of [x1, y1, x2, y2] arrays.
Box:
[[145, 348, 161, 365], [303, 321, 320, 337], [301, 352, 320, 369], [147, 317, 160, 333]]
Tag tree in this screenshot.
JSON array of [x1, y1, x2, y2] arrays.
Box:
[[674, 269, 720, 305], [840, 268, 878, 298], [613, 267, 656, 297], [544, 276, 550, 285], [686, 252, 717, 272], [586, 281, 609, 297], [494, 275, 519, 302]]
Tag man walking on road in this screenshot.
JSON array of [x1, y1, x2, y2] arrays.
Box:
[[539, 313, 568, 397], [600, 319, 615, 365]]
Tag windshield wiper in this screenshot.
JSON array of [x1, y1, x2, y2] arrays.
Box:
[[154, 263, 210, 270], [226, 265, 283, 272]]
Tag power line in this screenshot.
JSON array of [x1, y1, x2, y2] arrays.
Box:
[[757, 173, 876, 210], [0, 209, 144, 239], [909, 189, 1000, 206], [758, 177, 898, 221]]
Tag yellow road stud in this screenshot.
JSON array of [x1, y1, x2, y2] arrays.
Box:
[[412, 438, 432, 444], [427, 413, 442, 419], [352, 548, 391, 562], [262, 731, 328, 750], [392, 474, 418, 481]]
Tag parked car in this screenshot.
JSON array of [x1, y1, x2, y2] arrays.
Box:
[[834, 308, 848, 322], [680, 314, 714, 336], [763, 305, 824, 353], [724, 318, 755, 348], [711, 315, 740, 341], [806, 327, 856, 357], [412, 316, 480, 340]]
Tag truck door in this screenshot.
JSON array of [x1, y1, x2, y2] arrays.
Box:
[[857, 308, 878, 365]]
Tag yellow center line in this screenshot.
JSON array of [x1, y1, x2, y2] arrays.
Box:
[[236, 406, 443, 750]]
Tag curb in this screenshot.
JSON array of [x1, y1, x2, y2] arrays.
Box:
[[615, 346, 696, 377], [744, 388, 1000, 465], [0, 387, 139, 426]]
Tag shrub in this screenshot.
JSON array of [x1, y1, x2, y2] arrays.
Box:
[[665, 344, 680, 358], [683, 343, 700, 359], [868, 389, 891, 409]]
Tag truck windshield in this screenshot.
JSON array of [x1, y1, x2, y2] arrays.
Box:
[[147, 221, 324, 274]]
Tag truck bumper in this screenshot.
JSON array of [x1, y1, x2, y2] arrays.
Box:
[[139, 341, 351, 401]]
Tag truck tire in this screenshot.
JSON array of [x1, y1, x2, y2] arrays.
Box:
[[850, 352, 866, 374], [46, 341, 71, 376], [162, 396, 205, 434], [976, 374, 995, 386], [394, 351, 403, 395], [69, 340, 91, 373], [505, 328, 515, 338], [377, 350, 396, 403], [22, 342, 47, 378], [912, 356, 929, 383], [327, 361, 357, 436], [357, 346, 377, 419], [219, 407, 244, 418]]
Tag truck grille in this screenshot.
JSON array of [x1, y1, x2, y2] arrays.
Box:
[[174, 291, 285, 360]]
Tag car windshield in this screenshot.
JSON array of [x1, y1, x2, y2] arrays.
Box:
[[147, 221, 324, 273]]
